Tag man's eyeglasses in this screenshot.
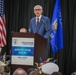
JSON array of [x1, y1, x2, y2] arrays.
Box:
[[34, 9, 42, 11]]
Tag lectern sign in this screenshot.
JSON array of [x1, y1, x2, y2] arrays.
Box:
[[11, 37, 34, 65]]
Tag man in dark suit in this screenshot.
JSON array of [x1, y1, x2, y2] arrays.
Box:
[[29, 5, 50, 39], [29, 5, 51, 58]]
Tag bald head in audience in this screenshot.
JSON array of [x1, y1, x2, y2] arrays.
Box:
[[13, 68, 27, 75], [20, 28, 27, 33]]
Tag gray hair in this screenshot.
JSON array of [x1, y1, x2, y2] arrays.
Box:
[[71, 72, 76, 75], [13, 68, 27, 75], [34, 5, 43, 10]]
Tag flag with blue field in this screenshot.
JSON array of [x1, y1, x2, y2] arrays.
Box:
[[50, 0, 64, 54]]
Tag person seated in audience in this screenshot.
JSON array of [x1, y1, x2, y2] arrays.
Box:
[[29, 70, 40, 75], [51, 72, 62, 75], [71, 71, 76, 75], [27, 68, 40, 75], [19, 28, 27, 33], [13, 68, 27, 75], [0, 66, 4, 75]]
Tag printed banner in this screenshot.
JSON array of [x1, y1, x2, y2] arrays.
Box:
[[11, 37, 34, 65]]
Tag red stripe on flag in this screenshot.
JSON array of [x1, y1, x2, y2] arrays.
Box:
[[0, 21, 2, 48], [0, 15, 6, 48], [2, 16, 6, 39]]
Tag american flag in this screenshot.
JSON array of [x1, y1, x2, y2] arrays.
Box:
[[0, 0, 6, 49]]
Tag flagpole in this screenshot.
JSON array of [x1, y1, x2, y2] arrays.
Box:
[[56, 52, 59, 65]]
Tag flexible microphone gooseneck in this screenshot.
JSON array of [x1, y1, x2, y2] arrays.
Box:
[[42, 19, 50, 31], [41, 19, 51, 38]]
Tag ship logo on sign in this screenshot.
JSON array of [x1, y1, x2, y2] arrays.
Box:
[[13, 39, 18, 45]]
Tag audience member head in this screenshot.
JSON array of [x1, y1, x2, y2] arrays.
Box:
[[0, 66, 4, 75], [27, 68, 40, 75], [71, 71, 76, 75], [13, 68, 27, 75], [29, 70, 40, 75], [19, 28, 27, 33], [51, 72, 62, 75]]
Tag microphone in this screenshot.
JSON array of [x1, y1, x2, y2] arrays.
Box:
[[28, 28, 30, 33]]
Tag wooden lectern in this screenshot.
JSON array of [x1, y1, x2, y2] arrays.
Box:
[[11, 32, 47, 74]]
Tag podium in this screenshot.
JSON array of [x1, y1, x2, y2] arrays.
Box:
[[11, 32, 47, 74]]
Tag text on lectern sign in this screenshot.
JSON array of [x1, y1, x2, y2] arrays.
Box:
[[11, 37, 34, 65]]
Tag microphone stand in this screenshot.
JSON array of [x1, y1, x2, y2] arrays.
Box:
[[42, 19, 51, 58], [42, 20, 59, 63]]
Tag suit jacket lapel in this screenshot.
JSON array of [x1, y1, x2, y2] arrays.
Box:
[[34, 18, 37, 32]]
